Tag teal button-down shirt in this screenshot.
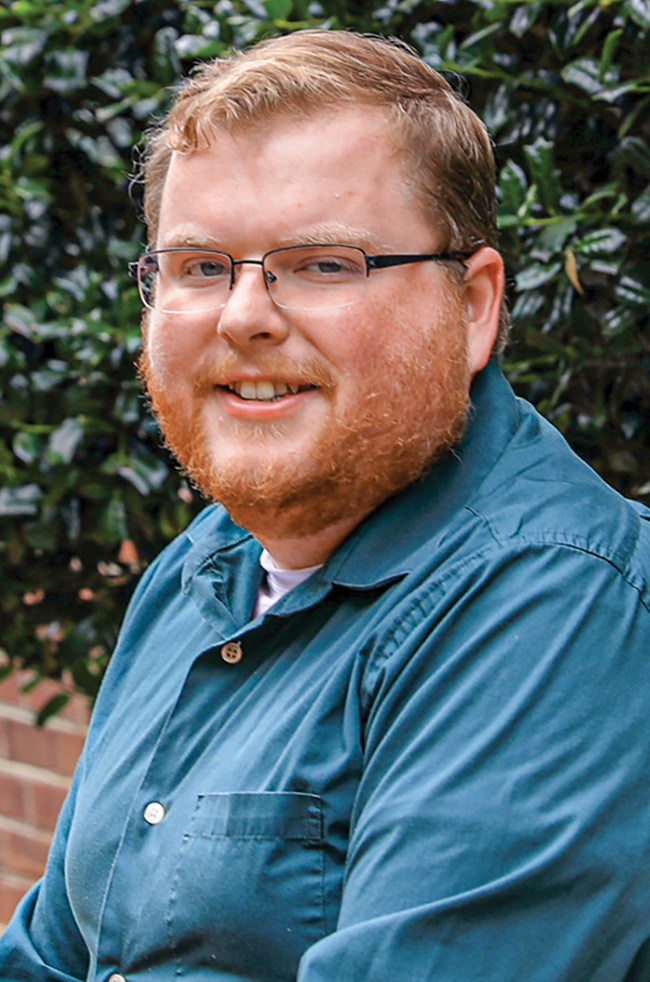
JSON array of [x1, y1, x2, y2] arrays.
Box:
[[4, 361, 650, 981]]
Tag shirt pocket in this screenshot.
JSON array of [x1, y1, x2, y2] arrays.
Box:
[[167, 791, 326, 981]]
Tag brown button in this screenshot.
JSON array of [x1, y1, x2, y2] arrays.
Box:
[[221, 641, 243, 664], [143, 801, 166, 825]]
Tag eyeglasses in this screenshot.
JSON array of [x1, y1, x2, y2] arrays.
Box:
[[128, 243, 472, 313]]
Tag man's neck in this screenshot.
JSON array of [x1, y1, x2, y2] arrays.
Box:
[[256, 514, 363, 570]]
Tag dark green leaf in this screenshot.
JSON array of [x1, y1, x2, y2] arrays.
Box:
[[152, 27, 182, 86], [460, 23, 502, 50], [511, 291, 546, 320], [0, 484, 41, 516], [626, 0, 650, 29], [0, 664, 14, 683], [515, 261, 562, 291], [89, 0, 131, 22], [13, 430, 42, 464], [614, 264, 650, 305], [174, 34, 219, 59], [510, 3, 540, 38], [574, 228, 627, 255], [44, 50, 89, 93], [47, 418, 84, 464], [36, 692, 71, 727], [597, 81, 645, 104], [99, 496, 129, 542], [631, 185, 650, 223], [600, 29, 623, 80], [615, 137, 650, 178], [615, 276, 650, 306], [263, 0, 292, 19], [562, 58, 610, 95], [0, 27, 46, 66], [536, 218, 577, 255], [498, 160, 528, 213], [523, 139, 562, 215], [601, 305, 638, 336]]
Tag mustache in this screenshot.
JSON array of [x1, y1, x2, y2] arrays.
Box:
[[191, 352, 336, 393]]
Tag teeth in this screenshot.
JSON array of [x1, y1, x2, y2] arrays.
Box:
[[239, 380, 258, 400], [229, 380, 304, 401], [257, 380, 278, 400]]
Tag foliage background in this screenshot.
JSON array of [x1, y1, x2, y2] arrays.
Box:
[[0, 0, 649, 721]]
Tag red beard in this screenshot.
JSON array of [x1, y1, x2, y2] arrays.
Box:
[[139, 303, 471, 541]]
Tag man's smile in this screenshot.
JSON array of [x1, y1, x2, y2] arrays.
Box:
[[222, 380, 317, 401]]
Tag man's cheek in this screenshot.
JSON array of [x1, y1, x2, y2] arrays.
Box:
[[146, 325, 191, 382]]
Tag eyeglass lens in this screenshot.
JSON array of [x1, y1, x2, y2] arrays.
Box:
[[138, 245, 369, 313]]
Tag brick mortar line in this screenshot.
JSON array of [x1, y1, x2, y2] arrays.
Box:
[[0, 701, 89, 736], [0, 757, 72, 789], [0, 867, 36, 889], [0, 813, 54, 842]]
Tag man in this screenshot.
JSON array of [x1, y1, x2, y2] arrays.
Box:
[[2, 29, 650, 982]]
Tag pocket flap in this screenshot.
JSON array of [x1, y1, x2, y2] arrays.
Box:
[[192, 791, 323, 841]]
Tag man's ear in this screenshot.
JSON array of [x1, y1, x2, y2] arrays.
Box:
[[462, 247, 505, 375]]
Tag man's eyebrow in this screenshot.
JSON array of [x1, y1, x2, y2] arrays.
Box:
[[158, 224, 387, 253], [157, 230, 225, 250], [278, 224, 385, 252]]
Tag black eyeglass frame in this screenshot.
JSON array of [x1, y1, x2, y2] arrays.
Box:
[[128, 243, 475, 309]]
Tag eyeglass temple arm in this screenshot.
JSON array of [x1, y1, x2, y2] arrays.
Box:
[[365, 252, 473, 271]]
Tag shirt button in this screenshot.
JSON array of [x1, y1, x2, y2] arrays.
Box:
[[143, 801, 166, 825], [221, 641, 243, 664], [108, 975, 127, 982]]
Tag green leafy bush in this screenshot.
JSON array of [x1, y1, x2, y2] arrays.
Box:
[[0, 0, 648, 720]]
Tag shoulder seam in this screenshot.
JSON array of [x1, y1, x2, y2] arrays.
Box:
[[361, 534, 650, 711]]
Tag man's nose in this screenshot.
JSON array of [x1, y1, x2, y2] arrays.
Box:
[[216, 263, 289, 347]]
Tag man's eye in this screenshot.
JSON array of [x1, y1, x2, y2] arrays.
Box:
[[181, 258, 229, 279], [312, 260, 348, 274], [298, 256, 363, 277]]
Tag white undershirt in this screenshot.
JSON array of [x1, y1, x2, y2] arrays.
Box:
[[254, 549, 323, 618]]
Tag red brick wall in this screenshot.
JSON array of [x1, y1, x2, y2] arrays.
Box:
[[0, 669, 90, 932]]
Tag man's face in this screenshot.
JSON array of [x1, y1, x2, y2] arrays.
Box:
[[140, 108, 474, 543]]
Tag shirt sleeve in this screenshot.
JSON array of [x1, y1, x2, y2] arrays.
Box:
[[298, 543, 650, 982], [0, 542, 176, 981], [0, 762, 89, 981]]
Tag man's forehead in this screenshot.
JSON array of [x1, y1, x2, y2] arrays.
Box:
[[164, 104, 402, 179], [157, 109, 427, 251]]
